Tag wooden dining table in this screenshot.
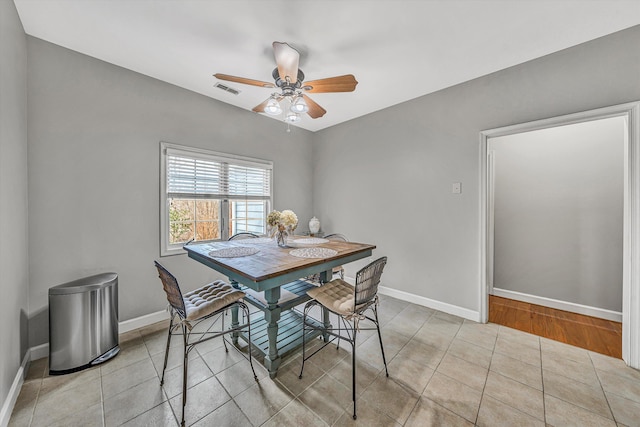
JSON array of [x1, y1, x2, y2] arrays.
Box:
[[183, 236, 376, 378]]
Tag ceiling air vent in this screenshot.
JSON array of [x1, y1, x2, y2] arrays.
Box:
[[214, 83, 240, 95]]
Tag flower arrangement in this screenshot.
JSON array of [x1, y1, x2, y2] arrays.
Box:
[[267, 209, 298, 243]]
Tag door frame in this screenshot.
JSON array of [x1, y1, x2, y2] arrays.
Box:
[[479, 101, 640, 368]]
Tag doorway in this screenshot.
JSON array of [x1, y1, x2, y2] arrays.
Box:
[[479, 102, 640, 367]]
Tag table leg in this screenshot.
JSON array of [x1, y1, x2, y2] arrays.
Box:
[[262, 287, 282, 378]]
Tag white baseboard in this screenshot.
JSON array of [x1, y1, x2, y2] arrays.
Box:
[[378, 286, 481, 322], [29, 343, 48, 361], [0, 352, 29, 427], [492, 288, 623, 322], [119, 310, 169, 334]]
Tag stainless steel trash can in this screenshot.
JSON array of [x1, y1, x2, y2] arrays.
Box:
[[49, 272, 119, 375]]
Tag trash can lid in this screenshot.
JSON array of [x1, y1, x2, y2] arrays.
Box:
[[49, 273, 118, 295]]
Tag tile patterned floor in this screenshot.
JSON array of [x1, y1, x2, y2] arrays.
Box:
[[9, 295, 640, 426]]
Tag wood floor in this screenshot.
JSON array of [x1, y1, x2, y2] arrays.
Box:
[[489, 295, 622, 358]]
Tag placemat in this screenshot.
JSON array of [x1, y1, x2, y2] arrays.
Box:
[[290, 237, 329, 246], [289, 247, 338, 259], [208, 246, 259, 258]]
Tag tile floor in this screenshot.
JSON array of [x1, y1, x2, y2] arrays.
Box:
[[9, 295, 640, 426]]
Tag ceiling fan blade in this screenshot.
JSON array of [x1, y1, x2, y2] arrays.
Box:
[[252, 96, 283, 113], [252, 99, 270, 113], [303, 75, 358, 93], [214, 73, 275, 88], [302, 95, 327, 119], [273, 42, 300, 83]]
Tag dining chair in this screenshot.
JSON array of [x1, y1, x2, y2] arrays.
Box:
[[154, 261, 257, 426], [299, 256, 389, 420], [228, 232, 260, 240]]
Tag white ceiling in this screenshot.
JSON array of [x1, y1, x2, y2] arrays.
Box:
[[14, 0, 640, 132]]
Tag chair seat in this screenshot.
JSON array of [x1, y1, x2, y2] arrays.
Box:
[[183, 280, 245, 321], [307, 279, 355, 316]]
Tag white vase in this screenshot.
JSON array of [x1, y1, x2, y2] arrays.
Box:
[[309, 216, 320, 234]]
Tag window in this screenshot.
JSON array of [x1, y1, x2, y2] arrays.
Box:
[[160, 142, 272, 256]]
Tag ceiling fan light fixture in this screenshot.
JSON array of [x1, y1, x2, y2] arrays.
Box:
[[290, 96, 309, 113], [285, 112, 301, 123], [264, 97, 282, 115]]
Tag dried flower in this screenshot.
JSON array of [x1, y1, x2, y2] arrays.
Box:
[[280, 210, 298, 230], [266, 210, 282, 227]]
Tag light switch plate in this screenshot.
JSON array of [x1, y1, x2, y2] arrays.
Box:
[[452, 182, 462, 194]]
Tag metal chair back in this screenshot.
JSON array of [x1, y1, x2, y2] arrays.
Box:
[[229, 232, 260, 240], [354, 256, 387, 308], [325, 233, 348, 242], [154, 261, 187, 319]]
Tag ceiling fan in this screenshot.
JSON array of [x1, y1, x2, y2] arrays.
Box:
[[214, 42, 358, 123]]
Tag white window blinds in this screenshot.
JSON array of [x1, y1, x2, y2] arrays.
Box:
[[228, 164, 272, 200], [166, 148, 272, 200]]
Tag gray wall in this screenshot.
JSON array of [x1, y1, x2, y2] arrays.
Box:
[[313, 25, 640, 314], [0, 0, 29, 411], [26, 37, 314, 347], [491, 117, 624, 312]]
